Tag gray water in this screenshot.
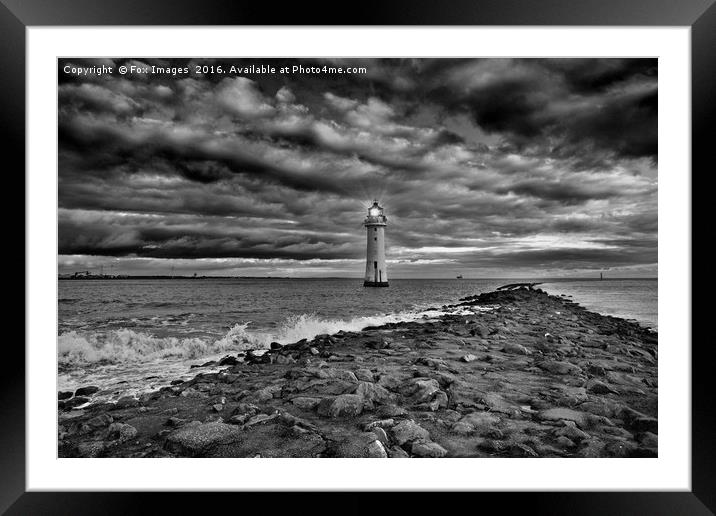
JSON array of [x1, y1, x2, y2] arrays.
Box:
[[57, 277, 657, 399]]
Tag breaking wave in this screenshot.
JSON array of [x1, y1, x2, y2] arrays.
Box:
[[57, 308, 454, 368]]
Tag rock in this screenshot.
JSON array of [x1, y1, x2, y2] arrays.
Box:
[[63, 396, 90, 410], [212, 403, 224, 412], [355, 369, 375, 382], [537, 408, 589, 428], [461, 354, 478, 363], [291, 397, 322, 410], [391, 420, 430, 445], [77, 441, 105, 458], [355, 381, 393, 406], [451, 421, 474, 435], [164, 422, 242, 457], [218, 355, 239, 366], [371, 426, 390, 444], [244, 413, 279, 428], [317, 394, 364, 418], [365, 418, 395, 430], [538, 360, 582, 375], [113, 396, 140, 409], [555, 436, 576, 449], [86, 413, 113, 429], [74, 386, 99, 397], [389, 446, 410, 458], [554, 420, 590, 442], [411, 440, 447, 458], [270, 342, 282, 350], [274, 355, 295, 365], [365, 439, 389, 458], [604, 440, 638, 458], [58, 391, 74, 400], [170, 379, 184, 385], [309, 347, 320, 355], [503, 343, 531, 355], [638, 432, 658, 449], [108, 422, 138, 442], [405, 378, 441, 402], [167, 417, 188, 427], [586, 379, 618, 394]]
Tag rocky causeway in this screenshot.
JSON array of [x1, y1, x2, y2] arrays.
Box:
[[58, 287, 658, 458]]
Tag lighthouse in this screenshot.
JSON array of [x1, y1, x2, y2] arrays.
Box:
[[363, 201, 389, 287]]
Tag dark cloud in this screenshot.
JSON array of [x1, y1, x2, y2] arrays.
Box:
[[57, 58, 658, 277]]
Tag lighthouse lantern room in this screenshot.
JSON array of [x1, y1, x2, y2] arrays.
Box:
[[363, 201, 389, 287]]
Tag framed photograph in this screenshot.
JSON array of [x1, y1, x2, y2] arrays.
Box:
[[7, 0, 712, 513]]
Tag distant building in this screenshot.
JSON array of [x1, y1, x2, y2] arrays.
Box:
[[363, 201, 388, 287]]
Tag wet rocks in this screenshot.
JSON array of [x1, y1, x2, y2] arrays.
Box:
[[59, 287, 658, 459], [218, 355, 240, 366], [75, 386, 99, 397], [112, 396, 141, 410], [63, 396, 90, 410]]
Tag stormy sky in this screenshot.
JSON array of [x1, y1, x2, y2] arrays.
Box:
[[58, 58, 657, 278]]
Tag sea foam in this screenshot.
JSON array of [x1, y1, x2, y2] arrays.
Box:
[[57, 308, 455, 368]]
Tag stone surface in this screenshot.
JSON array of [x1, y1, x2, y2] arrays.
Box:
[[391, 420, 431, 445], [58, 287, 658, 459], [411, 440, 448, 458], [75, 386, 99, 397], [164, 422, 243, 456]]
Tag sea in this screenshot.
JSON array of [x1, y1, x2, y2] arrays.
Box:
[[58, 278, 657, 401]]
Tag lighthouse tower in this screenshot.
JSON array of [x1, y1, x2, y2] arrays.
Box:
[[363, 201, 389, 287]]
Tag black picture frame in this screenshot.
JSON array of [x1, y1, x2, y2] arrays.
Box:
[[4, 0, 712, 513]]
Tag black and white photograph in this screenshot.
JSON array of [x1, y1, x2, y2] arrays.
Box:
[[57, 57, 658, 459]]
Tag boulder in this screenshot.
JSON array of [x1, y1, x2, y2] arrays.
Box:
[[86, 413, 113, 429], [355, 381, 393, 406], [164, 422, 243, 457], [107, 422, 138, 442], [537, 408, 589, 428], [291, 397, 322, 410], [77, 441, 105, 458], [391, 420, 430, 445], [74, 386, 100, 397], [317, 394, 364, 418], [586, 379, 618, 394], [58, 391, 74, 400], [411, 440, 447, 458], [354, 369, 375, 382], [218, 355, 239, 366], [460, 354, 478, 363], [365, 439, 389, 458], [503, 343, 531, 355], [63, 396, 90, 410]]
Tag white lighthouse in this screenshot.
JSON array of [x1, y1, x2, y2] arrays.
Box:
[[363, 201, 388, 287]]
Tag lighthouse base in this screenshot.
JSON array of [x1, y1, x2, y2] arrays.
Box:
[[363, 281, 389, 287]]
